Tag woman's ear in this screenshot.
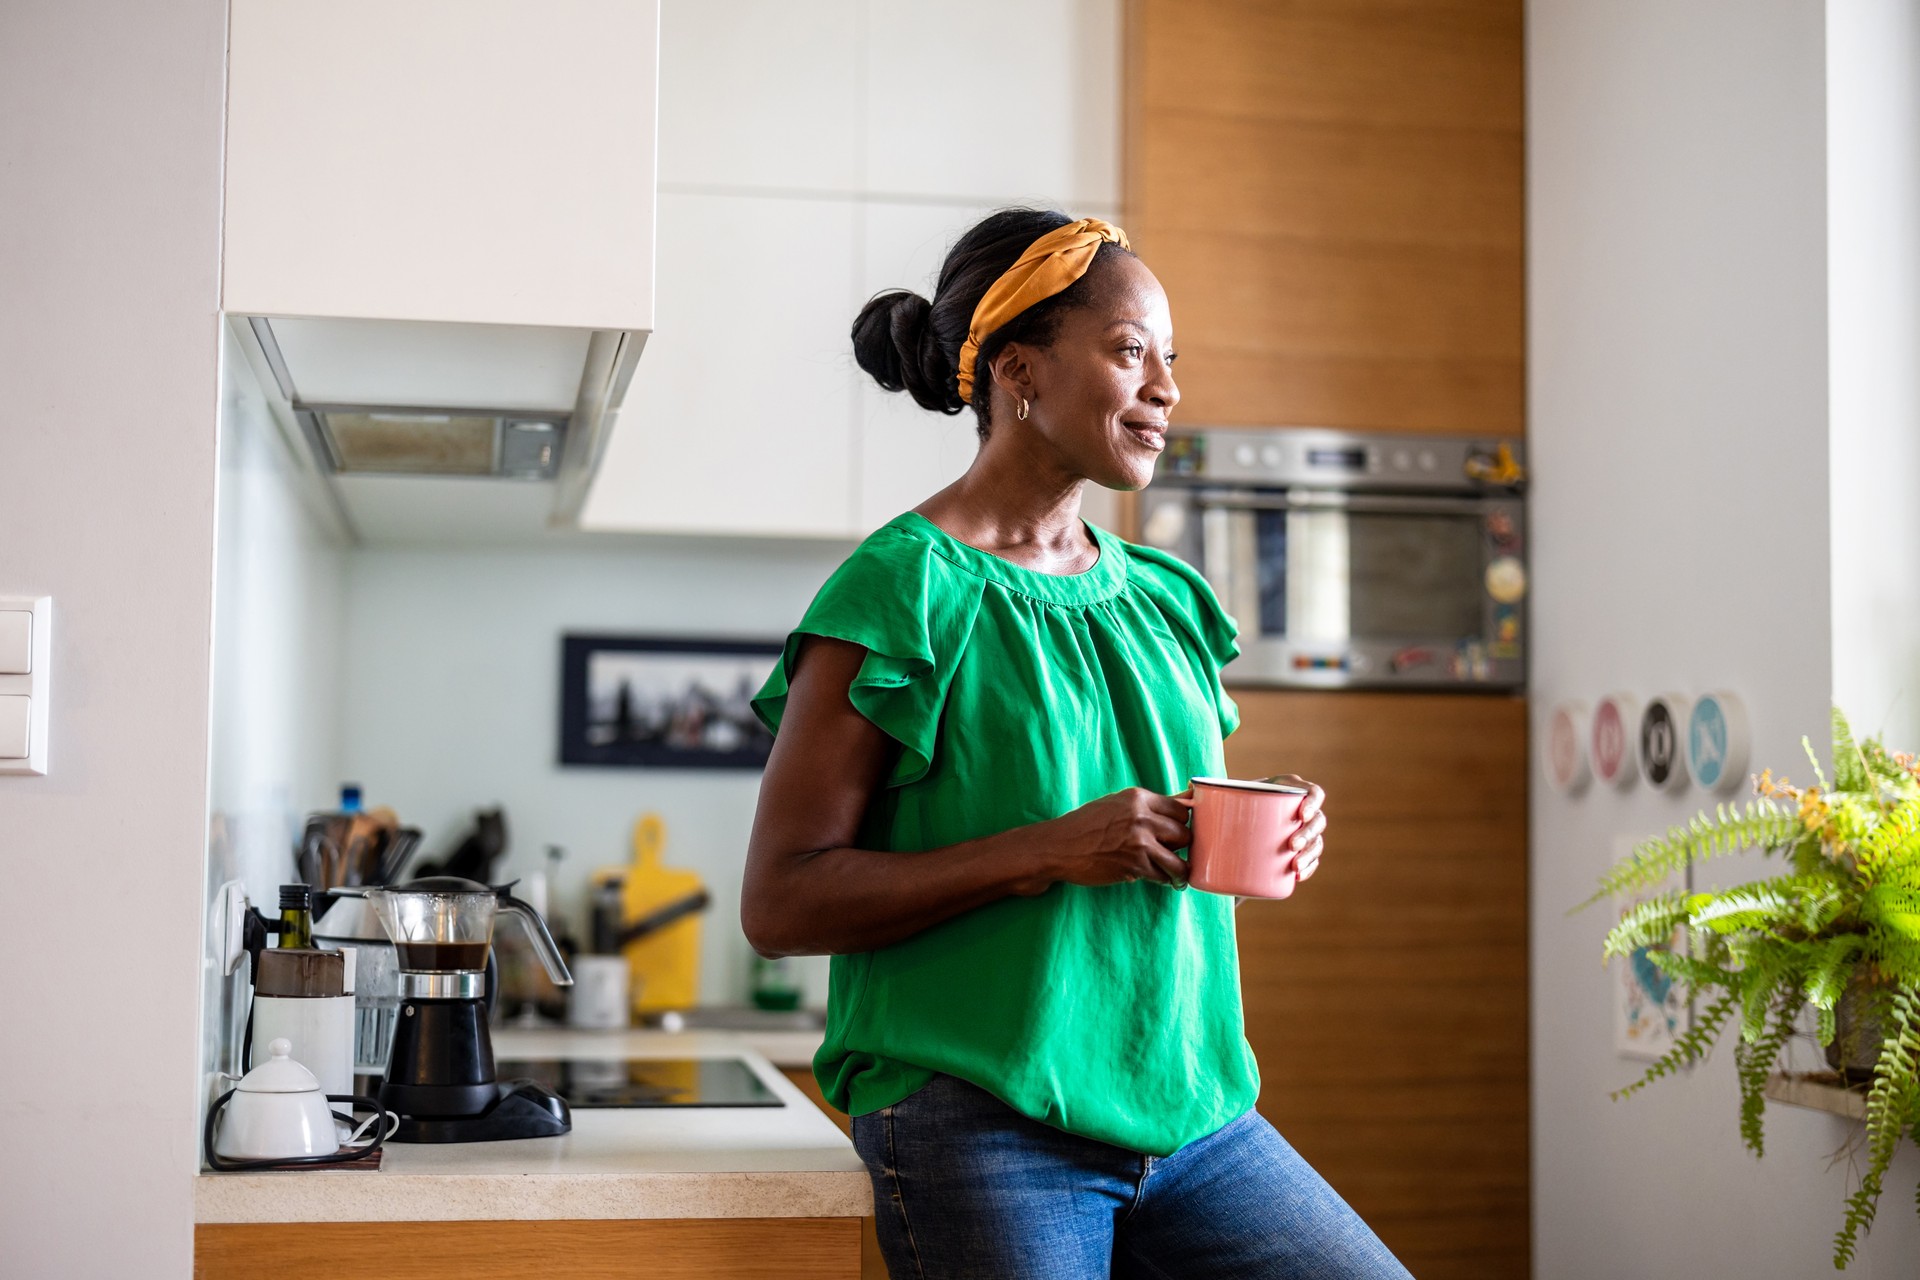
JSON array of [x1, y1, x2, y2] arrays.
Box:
[[988, 343, 1039, 405]]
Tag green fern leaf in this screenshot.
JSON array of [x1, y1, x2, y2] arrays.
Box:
[[1613, 990, 1738, 1101], [1602, 894, 1690, 959], [1582, 803, 1800, 907], [1832, 707, 1870, 794]]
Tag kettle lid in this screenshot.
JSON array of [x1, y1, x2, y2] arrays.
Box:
[[236, 1039, 324, 1095]]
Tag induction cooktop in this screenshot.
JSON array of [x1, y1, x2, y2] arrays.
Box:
[[492, 1056, 785, 1108]]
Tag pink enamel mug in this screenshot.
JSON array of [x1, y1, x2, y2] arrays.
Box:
[[1185, 777, 1310, 898]]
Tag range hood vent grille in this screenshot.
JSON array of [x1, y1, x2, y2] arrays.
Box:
[[296, 402, 569, 480]]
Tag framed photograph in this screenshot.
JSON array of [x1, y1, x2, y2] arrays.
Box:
[[1611, 834, 1693, 1061], [560, 634, 783, 769]]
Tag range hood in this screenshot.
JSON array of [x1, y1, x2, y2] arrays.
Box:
[[243, 315, 642, 525]]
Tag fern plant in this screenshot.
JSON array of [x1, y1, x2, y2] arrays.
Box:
[[1584, 708, 1920, 1269]]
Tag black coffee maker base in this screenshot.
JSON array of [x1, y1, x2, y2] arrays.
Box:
[[389, 1079, 572, 1143]]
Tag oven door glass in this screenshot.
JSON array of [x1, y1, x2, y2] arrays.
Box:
[[1344, 512, 1485, 637], [1208, 503, 1485, 642]]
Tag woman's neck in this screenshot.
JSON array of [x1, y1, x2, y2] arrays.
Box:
[[913, 428, 1096, 574]]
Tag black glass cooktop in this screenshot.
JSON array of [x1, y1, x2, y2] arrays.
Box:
[[493, 1057, 784, 1108]]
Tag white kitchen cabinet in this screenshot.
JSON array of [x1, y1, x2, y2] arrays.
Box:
[[579, 192, 859, 538], [223, 0, 659, 332], [864, 0, 1122, 206], [657, 0, 862, 193], [855, 202, 993, 528]]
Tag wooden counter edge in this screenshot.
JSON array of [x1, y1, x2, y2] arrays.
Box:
[[195, 1216, 863, 1280]]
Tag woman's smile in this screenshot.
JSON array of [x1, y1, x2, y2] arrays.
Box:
[[1122, 417, 1169, 451]]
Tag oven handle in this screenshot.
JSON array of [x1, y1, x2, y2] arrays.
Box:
[[1194, 488, 1504, 516]]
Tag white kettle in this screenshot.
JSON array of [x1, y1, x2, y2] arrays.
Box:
[[212, 1038, 340, 1161]]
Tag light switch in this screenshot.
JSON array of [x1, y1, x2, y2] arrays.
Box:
[[0, 596, 49, 775], [0, 611, 28, 674], [0, 696, 29, 760]]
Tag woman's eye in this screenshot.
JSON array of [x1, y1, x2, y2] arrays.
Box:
[[1121, 343, 1144, 358]]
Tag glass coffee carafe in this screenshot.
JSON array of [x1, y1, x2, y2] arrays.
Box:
[[369, 876, 571, 985]]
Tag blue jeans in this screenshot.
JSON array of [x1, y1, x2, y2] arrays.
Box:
[[851, 1072, 1412, 1280]]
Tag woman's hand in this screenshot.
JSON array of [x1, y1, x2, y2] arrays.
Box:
[[1039, 787, 1195, 889], [1268, 773, 1327, 881]]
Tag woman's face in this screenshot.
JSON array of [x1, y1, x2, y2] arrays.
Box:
[[999, 254, 1180, 492]]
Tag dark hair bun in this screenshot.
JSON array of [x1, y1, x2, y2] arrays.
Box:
[[852, 289, 962, 414]]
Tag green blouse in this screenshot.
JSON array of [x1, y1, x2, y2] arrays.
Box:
[[751, 510, 1259, 1156]]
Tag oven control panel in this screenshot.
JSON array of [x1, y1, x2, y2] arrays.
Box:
[[1161, 428, 1525, 494]]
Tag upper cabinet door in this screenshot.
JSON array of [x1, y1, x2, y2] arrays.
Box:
[[578, 191, 859, 539], [223, 0, 659, 332], [864, 0, 1121, 207], [855, 202, 993, 529]]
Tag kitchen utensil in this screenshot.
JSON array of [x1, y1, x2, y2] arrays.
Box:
[[366, 876, 574, 1142], [375, 826, 424, 884], [617, 814, 706, 1013], [1185, 777, 1311, 898]]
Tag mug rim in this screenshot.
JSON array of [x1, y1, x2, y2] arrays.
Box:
[[1190, 776, 1309, 794]]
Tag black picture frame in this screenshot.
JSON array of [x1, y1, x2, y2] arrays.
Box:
[[559, 634, 783, 769]]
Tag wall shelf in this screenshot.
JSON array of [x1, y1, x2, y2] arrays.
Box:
[[1765, 1072, 1868, 1121]]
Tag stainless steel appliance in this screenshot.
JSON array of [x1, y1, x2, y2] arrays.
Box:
[[1139, 427, 1527, 690]]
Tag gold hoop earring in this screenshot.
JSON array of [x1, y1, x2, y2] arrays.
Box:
[[1017, 397, 1029, 422]]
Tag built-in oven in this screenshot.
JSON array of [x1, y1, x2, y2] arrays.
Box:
[[1138, 428, 1527, 690]]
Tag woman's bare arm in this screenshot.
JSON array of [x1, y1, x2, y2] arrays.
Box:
[[741, 635, 1194, 957]]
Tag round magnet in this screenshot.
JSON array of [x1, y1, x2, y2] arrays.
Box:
[[1687, 692, 1750, 794], [1640, 694, 1692, 791], [1485, 556, 1527, 604], [1591, 693, 1640, 788], [1547, 701, 1591, 794]]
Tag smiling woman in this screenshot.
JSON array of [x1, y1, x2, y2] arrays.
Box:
[[740, 208, 1403, 1278]]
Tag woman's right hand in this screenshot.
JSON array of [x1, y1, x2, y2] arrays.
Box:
[[1037, 787, 1194, 889]]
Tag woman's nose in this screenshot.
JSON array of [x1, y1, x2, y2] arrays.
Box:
[[1147, 359, 1180, 412]]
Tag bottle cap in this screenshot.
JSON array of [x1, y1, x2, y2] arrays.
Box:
[[340, 784, 363, 814], [279, 883, 313, 912]]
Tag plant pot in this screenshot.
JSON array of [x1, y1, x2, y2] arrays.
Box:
[[1825, 978, 1885, 1086]]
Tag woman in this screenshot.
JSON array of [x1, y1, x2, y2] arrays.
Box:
[[744, 209, 1410, 1279]]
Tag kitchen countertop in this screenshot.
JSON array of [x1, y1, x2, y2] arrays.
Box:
[[194, 1028, 866, 1225]]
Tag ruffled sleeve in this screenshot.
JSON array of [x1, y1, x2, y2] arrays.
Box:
[[752, 524, 986, 787], [1122, 543, 1242, 739]]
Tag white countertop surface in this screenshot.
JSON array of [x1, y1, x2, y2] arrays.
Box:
[[195, 1029, 867, 1224]]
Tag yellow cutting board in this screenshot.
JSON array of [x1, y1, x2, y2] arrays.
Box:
[[619, 813, 704, 1014]]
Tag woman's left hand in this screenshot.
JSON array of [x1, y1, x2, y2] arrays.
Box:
[[1265, 774, 1326, 882]]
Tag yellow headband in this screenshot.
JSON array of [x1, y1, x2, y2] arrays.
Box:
[[955, 217, 1130, 403]]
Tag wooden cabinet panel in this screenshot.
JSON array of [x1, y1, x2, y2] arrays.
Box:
[[196, 1218, 860, 1280], [1124, 0, 1524, 433], [781, 1067, 888, 1280], [1133, 114, 1522, 247], [1223, 688, 1529, 1279], [1130, 0, 1522, 132]]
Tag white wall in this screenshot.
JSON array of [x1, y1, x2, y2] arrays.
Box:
[[0, 1, 227, 1274], [202, 320, 350, 1087], [1530, 1, 1920, 1274], [337, 539, 856, 1008], [1829, 0, 1920, 752]]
